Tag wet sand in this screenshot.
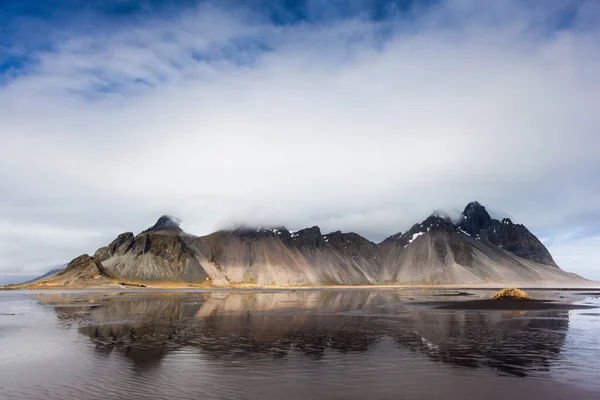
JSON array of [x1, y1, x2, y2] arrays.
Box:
[[433, 299, 596, 310], [1, 289, 599, 399]]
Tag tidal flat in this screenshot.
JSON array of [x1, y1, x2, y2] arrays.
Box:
[[1, 289, 599, 399]]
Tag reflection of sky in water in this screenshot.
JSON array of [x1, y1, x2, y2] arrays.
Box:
[[0, 290, 599, 399], [558, 296, 600, 389]]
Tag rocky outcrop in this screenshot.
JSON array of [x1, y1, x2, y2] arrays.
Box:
[[47, 254, 115, 285], [86, 217, 208, 283], [93, 232, 134, 262], [93, 247, 111, 262], [103, 230, 208, 283], [458, 201, 493, 236]]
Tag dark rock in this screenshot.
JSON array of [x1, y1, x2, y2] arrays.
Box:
[[106, 231, 208, 283], [458, 201, 493, 236], [93, 247, 110, 262], [131, 234, 151, 256], [108, 232, 134, 255], [380, 231, 403, 245], [119, 282, 146, 288], [434, 292, 473, 297], [128, 232, 197, 264], [383, 214, 456, 249], [323, 231, 380, 261], [93, 232, 134, 262], [457, 201, 557, 266], [485, 219, 557, 266], [141, 215, 183, 234], [290, 226, 324, 248]]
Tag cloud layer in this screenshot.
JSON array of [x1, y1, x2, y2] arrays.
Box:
[[1, 0, 599, 279]]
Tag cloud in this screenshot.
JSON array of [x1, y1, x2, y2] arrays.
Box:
[[0, 0, 599, 278]]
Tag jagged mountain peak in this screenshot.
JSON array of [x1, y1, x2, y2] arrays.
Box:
[[459, 201, 492, 235], [380, 231, 403, 245], [290, 225, 321, 237], [142, 215, 183, 234], [322, 230, 376, 245], [379, 214, 456, 249], [226, 226, 291, 240], [423, 213, 453, 226], [464, 200, 483, 208], [462, 201, 490, 217], [289, 226, 323, 247], [408, 214, 455, 235]]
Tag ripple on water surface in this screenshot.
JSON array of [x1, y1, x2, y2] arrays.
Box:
[[0, 289, 599, 399]]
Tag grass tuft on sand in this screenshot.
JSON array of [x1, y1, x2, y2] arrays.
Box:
[[490, 288, 531, 300]]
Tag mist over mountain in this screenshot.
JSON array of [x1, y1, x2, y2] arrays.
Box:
[[17, 202, 587, 288]]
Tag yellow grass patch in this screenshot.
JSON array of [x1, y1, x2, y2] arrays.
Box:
[[490, 288, 531, 300]]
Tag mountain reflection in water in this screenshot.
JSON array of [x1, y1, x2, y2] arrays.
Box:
[[41, 291, 568, 377], [3, 290, 599, 399]]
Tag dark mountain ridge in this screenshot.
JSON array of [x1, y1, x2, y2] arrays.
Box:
[[23, 202, 586, 287], [457, 202, 557, 266]]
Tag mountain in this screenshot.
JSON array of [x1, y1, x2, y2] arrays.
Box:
[[16, 204, 587, 288], [379, 206, 576, 284], [457, 202, 557, 266], [100, 218, 208, 283], [22, 267, 63, 284], [187, 226, 381, 286]]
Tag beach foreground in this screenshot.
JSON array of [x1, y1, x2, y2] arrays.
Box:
[[2, 288, 600, 399]]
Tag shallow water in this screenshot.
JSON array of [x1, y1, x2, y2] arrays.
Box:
[[1, 289, 599, 399]]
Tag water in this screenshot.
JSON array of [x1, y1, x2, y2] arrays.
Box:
[[1, 289, 599, 399]]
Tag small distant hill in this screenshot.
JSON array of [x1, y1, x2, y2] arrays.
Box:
[[23, 267, 64, 284]]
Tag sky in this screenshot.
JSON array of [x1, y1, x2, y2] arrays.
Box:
[[1, 0, 599, 284]]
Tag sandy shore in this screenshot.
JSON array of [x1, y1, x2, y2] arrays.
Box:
[[2, 280, 599, 291]]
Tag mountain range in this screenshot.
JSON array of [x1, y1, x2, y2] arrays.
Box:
[[15, 202, 586, 288]]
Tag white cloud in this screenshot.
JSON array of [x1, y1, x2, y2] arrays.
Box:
[[1, 0, 599, 277]]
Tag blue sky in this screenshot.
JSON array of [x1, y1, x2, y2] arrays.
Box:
[[1, 0, 599, 283]]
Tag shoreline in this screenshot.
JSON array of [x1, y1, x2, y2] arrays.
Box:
[[2, 281, 599, 292]]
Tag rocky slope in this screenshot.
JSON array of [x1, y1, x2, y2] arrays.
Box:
[[379, 206, 577, 284], [100, 225, 208, 283], [19, 202, 587, 287], [187, 226, 381, 286], [34, 254, 116, 287]]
